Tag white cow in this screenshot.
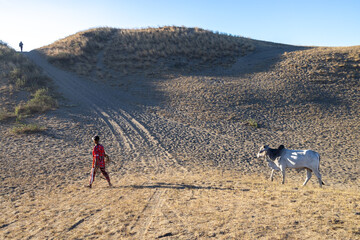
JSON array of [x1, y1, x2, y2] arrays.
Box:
[[257, 145, 324, 187]]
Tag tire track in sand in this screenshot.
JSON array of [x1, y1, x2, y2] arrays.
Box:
[[25, 51, 162, 172], [129, 189, 166, 239], [24, 52, 134, 158]]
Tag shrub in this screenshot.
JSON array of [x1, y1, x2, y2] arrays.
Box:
[[15, 88, 57, 117], [245, 119, 259, 128]]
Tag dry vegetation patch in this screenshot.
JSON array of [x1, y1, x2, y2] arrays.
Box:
[[0, 42, 57, 131], [11, 123, 46, 134], [106, 26, 254, 75], [281, 46, 360, 83], [15, 88, 58, 118], [38, 28, 116, 75]]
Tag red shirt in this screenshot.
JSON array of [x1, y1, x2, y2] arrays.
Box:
[[92, 144, 105, 168]]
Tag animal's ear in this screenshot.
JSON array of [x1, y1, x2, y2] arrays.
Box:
[[278, 145, 284, 150]]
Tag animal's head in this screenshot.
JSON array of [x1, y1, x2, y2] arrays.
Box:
[[257, 145, 269, 158], [257, 145, 285, 158]]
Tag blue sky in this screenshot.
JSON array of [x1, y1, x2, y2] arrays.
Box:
[[1, 0, 359, 51]]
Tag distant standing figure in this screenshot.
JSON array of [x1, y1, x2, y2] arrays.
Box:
[[19, 41, 23, 52], [86, 135, 112, 188]]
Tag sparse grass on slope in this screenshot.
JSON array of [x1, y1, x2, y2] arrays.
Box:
[[1, 43, 51, 92], [38, 26, 254, 76], [38, 27, 116, 75], [156, 45, 360, 126], [0, 42, 57, 130], [105, 26, 254, 74], [281, 46, 360, 82]]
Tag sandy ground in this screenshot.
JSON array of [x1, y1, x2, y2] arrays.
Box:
[[1, 46, 359, 239]]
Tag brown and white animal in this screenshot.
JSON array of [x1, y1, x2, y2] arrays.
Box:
[[257, 145, 324, 187]]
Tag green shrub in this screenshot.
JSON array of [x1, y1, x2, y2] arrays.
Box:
[[15, 88, 57, 117], [245, 119, 259, 128]]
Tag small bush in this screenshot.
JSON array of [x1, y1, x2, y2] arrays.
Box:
[[15, 88, 57, 117], [12, 123, 46, 134], [245, 119, 259, 128]]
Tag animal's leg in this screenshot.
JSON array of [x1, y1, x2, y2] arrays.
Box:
[[303, 169, 312, 186], [314, 170, 323, 187], [270, 169, 275, 181], [280, 167, 286, 184]]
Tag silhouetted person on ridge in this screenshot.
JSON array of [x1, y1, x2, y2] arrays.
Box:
[[19, 41, 23, 52]]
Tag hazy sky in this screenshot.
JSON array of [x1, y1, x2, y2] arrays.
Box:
[[1, 0, 359, 51]]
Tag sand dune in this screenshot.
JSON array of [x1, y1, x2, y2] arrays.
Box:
[[1, 29, 360, 239]]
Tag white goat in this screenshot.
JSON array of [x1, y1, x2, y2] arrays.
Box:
[[257, 145, 324, 187]]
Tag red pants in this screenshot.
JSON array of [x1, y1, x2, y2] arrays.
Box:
[[89, 166, 110, 185]]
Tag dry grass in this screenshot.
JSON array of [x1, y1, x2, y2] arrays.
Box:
[[1, 43, 51, 92], [38, 26, 254, 76], [11, 123, 46, 134], [15, 88, 57, 118], [0, 110, 15, 121], [281, 46, 360, 82], [1, 170, 359, 239], [38, 27, 115, 75], [105, 26, 254, 75]]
